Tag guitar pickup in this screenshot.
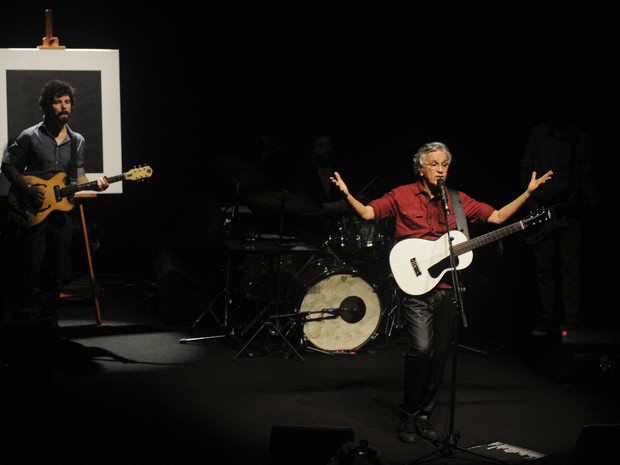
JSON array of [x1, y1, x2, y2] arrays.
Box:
[[411, 257, 421, 277], [53, 184, 63, 201]]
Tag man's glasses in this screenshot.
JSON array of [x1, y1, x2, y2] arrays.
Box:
[[424, 161, 450, 170]]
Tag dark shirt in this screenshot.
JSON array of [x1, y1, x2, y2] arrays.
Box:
[[2, 122, 86, 180], [520, 122, 592, 204]]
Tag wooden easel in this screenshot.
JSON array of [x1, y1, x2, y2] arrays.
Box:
[[73, 194, 103, 325], [37, 9, 65, 49], [36, 10, 102, 324]]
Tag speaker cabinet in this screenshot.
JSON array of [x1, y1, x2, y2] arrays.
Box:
[[575, 424, 620, 464], [269, 424, 355, 465], [557, 325, 620, 384]]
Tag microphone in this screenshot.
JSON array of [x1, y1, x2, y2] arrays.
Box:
[[322, 307, 362, 314], [322, 307, 347, 314], [437, 179, 450, 216]]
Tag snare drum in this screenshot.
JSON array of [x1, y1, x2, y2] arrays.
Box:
[[286, 259, 382, 352]]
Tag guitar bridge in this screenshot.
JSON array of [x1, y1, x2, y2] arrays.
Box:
[[411, 257, 421, 277]]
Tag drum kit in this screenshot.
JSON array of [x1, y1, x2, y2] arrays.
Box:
[[203, 155, 403, 356]]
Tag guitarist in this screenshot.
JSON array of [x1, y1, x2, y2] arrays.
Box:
[[520, 94, 600, 336], [1, 79, 109, 324], [330, 141, 552, 445]]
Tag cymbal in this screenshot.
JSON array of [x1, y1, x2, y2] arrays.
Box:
[[211, 156, 273, 190], [243, 190, 323, 213]]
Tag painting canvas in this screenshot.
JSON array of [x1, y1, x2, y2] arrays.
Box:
[[0, 48, 122, 195]]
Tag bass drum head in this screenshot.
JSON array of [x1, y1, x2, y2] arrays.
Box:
[[297, 268, 382, 352]]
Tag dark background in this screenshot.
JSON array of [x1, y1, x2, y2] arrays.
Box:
[[1, 1, 619, 327]]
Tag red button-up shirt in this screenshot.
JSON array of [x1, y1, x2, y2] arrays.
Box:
[[369, 181, 495, 289]]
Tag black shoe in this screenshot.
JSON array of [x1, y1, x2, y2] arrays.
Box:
[[531, 320, 557, 336], [415, 416, 439, 442], [398, 420, 418, 443], [398, 408, 418, 443]]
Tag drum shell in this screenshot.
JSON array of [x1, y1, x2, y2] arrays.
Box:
[[328, 216, 390, 260], [286, 259, 382, 352]]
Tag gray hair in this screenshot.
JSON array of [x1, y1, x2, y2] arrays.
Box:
[[412, 141, 452, 171]]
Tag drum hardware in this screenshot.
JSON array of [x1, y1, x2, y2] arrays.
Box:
[[228, 240, 320, 359], [233, 307, 306, 361], [179, 252, 237, 344], [180, 152, 269, 345]]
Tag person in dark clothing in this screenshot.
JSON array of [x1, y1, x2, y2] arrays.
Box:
[[1, 79, 109, 323]]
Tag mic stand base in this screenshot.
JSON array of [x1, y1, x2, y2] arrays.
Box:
[[408, 433, 511, 465]]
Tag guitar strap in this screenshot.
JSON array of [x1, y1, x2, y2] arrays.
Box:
[[66, 126, 78, 183], [449, 189, 469, 239]]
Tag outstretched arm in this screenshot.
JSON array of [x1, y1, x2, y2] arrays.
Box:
[[487, 170, 553, 224], [330, 171, 376, 220]]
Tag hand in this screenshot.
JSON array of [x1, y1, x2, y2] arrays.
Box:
[[527, 170, 553, 194], [97, 176, 110, 191], [26, 184, 46, 209], [330, 171, 350, 198]]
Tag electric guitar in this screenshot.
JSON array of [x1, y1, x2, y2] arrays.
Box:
[[389, 208, 551, 295], [8, 165, 153, 226]]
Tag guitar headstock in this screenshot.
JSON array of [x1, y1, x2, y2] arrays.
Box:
[[124, 164, 153, 181], [523, 207, 551, 228]]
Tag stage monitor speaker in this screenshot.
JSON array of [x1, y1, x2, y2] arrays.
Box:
[[269, 424, 355, 465], [556, 325, 620, 384], [575, 423, 620, 465], [153, 250, 213, 327]]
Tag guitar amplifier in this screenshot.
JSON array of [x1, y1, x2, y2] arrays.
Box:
[[557, 325, 620, 384]]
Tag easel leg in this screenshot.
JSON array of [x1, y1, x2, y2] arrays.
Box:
[[78, 202, 102, 325]]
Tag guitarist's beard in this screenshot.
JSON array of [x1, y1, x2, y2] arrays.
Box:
[[43, 111, 70, 135]]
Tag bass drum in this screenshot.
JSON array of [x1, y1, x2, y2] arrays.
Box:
[[286, 259, 382, 352]]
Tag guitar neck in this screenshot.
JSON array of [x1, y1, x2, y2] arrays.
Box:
[[58, 174, 125, 198], [453, 220, 526, 256]]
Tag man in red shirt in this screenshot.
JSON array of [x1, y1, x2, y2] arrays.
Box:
[[330, 141, 552, 444]]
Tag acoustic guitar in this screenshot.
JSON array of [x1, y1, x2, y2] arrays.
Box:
[[389, 208, 550, 295]]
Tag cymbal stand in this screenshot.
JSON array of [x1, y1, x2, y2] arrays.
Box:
[[232, 195, 294, 358], [179, 252, 235, 343], [180, 145, 273, 344]]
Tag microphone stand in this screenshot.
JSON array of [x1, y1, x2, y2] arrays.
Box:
[[409, 180, 508, 464]]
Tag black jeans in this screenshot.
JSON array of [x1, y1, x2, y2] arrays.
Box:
[[401, 288, 457, 417], [15, 210, 73, 311]]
